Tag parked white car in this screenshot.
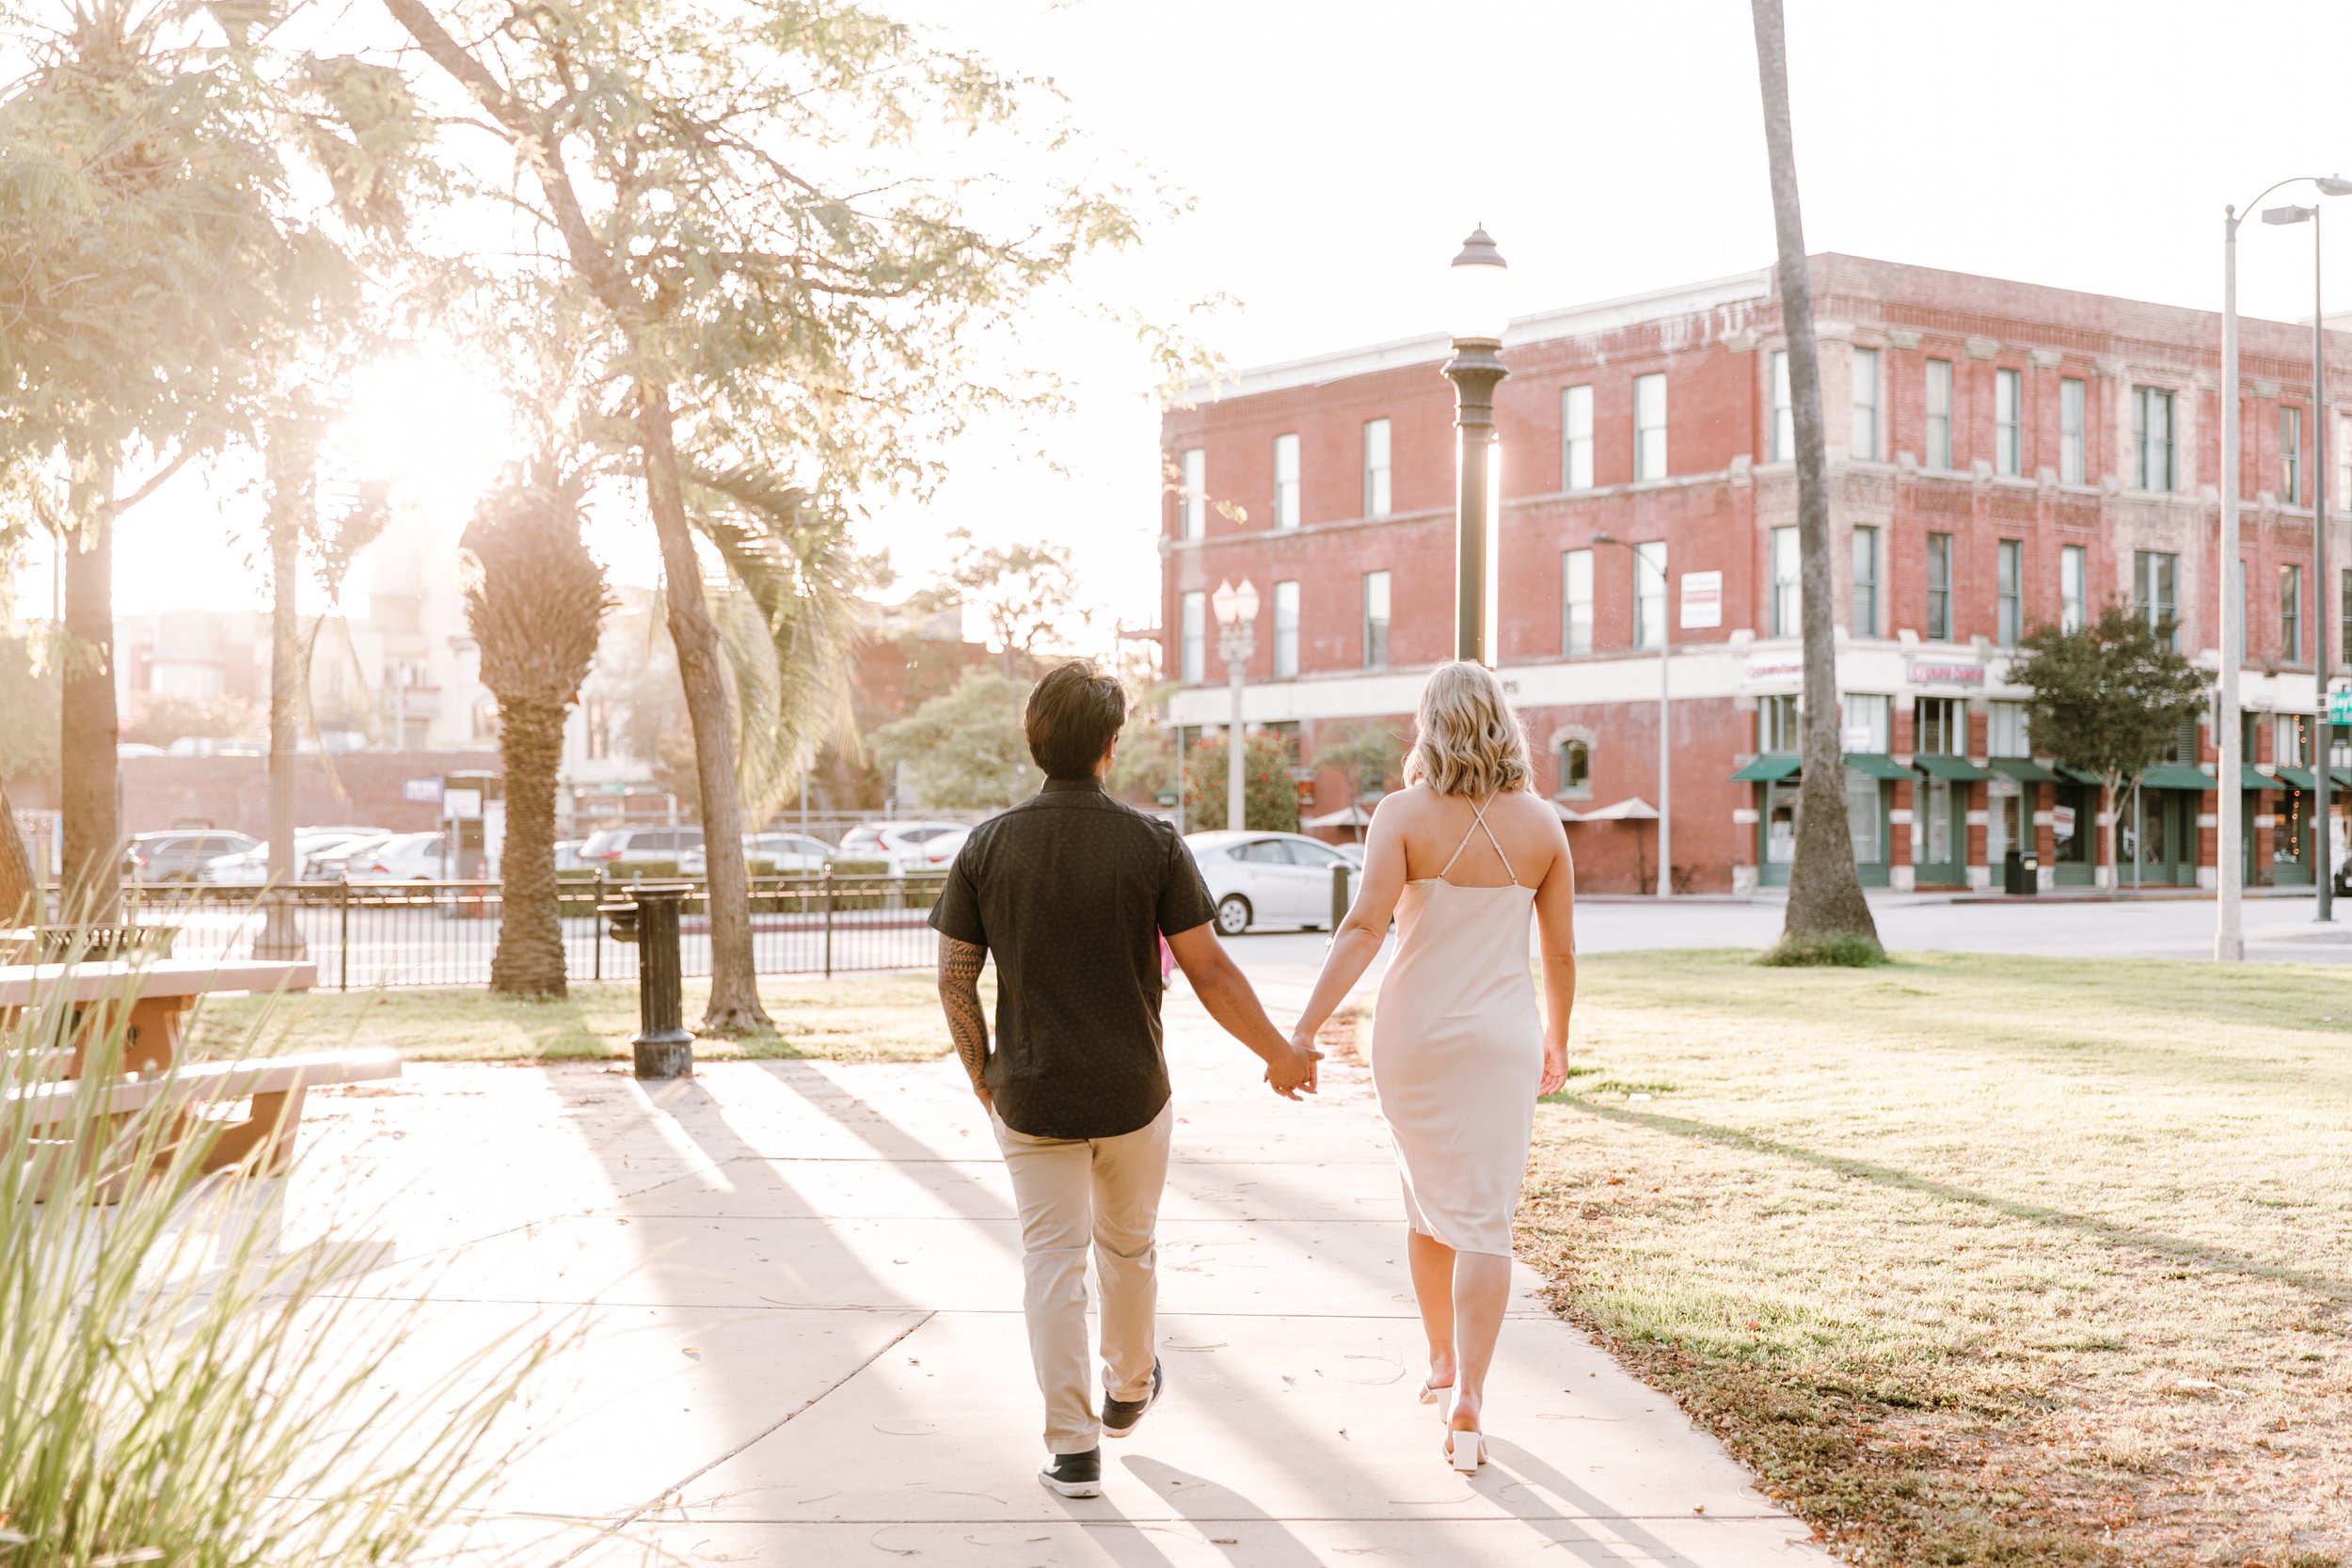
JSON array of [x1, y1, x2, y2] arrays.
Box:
[[323, 832, 448, 881], [680, 832, 837, 876], [1185, 830, 1356, 935], [837, 820, 968, 874], [200, 829, 386, 885]]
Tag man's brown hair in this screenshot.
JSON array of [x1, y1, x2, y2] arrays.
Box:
[[1026, 660, 1127, 779]]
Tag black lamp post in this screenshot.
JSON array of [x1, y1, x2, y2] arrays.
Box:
[[1442, 228, 1511, 665]]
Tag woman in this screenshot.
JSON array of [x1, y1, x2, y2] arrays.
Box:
[[1289, 661, 1576, 1471]]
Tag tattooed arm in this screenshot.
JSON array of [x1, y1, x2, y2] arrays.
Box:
[[938, 936, 992, 1110]]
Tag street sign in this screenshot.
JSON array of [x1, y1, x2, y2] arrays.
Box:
[[2329, 689, 2352, 725]]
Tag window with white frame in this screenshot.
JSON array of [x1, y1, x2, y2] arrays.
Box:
[[2281, 405, 2303, 505], [1915, 696, 1963, 754], [2133, 387, 2176, 491], [1633, 373, 1667, 481], [1995, 368, 2023, 476], [1758, 693, 1800, 752], [1555, 736, 1592, 799], [1926, 357, 1954, 468], [1634, 541, 1666, 650], [1273, 434, 1299, 530], [1842, 693, 1892, 754], [1362, 419, 1391, 516], [1996, 538, 2024, 647], [2282, 562, 2304, 663], [2061, 544, 2086, 633], [1851, 347, 1881, 461], [1770, 350, 1792, 462], [1180, 591, 1205, 683], [1272, 579, 1299, 677], [1179, 449, 1204, 539], [1561, 386, 1593, 491], [1770, 525, 1800, 637], [1851, 525, 1880, 638], [1927, 531, 1953, 640], [2277, 712, 2308, 768], [1561, 547, 1593, 656], [2339, 411, 2352, 509], [1361, 570, 1390, 667], [1988, 700, 2031, 757], [2060, 376, 2086, 484]]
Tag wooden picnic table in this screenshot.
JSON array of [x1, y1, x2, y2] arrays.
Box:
[[0, 958, 315, 1077]]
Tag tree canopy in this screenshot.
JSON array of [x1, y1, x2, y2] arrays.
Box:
[[2011, 607, 2212, 790], [869, 668, 1037, 811]]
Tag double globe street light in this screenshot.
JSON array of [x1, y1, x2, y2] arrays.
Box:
[[1211, 578, 1259, 832], [1443, 228, 1511, 666]]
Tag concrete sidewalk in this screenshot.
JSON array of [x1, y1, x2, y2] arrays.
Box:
[[288, 989, 1834, 1566]]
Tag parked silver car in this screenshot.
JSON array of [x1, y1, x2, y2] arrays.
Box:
[[1184, 830, 1355, 934]]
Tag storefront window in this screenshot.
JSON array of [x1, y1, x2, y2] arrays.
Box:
[[1765, 783, 1797, 864], [2277, 790, 2310, 866], [2053, 785, 2090, 864], [1926, 776, 1953, 863], [1846, 771, 1881, 863], [1987, 778, 2019, 863]]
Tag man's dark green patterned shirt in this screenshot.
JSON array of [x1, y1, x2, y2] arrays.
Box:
[[929, 777, 1216, 1139]]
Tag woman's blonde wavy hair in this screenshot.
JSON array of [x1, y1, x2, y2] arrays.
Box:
[[1402, 661, 1533, 799]]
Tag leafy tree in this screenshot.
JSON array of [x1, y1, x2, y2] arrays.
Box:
[[463, 466, 613, 998], [1184, 735, 1300, 834], [870, 670, 1037, 811], [1311, 719, 1405, 800], [1751, 0, 1879, 958], [2011, 606, 2211, 883], [0, 627, 63, 779], [914, 531, 1089, 677], [377, 0, 1140, 1031]]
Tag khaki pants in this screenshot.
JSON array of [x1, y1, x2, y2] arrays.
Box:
[[993, 1101, 1173, 1455]]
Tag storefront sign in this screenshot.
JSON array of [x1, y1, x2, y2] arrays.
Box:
[[1744, 657, 1805, 684], [1679, 571, 1724, 629], [403, 778, 443, 803], [2051, 805, 2077, 840], [1907, 660, 1986, 688]]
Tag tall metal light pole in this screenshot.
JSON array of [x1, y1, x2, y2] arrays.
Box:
[[1441, 229, 1511, 665], [2265, 198, 2343, 921], [2220, 175, 2352, 958], [1212, 578, 1259, 832], [1594, 533, 1671, 896]]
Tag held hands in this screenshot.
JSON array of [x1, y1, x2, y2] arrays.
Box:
[[1538, 1039, 1569, 1099], [1265, 1034, 1321, 1100]]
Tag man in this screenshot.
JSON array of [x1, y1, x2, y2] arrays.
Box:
[[931, 660, 1319, 1498]]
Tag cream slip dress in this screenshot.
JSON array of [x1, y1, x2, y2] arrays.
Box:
[[1370, 796, 1543, 1258]]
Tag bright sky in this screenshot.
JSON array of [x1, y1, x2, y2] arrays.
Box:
[[45, 0, 2352, 645]]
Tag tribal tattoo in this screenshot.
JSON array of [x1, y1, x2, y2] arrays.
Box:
[[937, 936, 991, 1093]]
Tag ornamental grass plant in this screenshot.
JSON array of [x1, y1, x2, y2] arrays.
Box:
[[0, 943, 565, 1567]]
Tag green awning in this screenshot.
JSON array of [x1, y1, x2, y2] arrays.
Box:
[[2335, 767, 2352, 789], [1912, 753, 1991, 782], [2138, 763, 2214, 791], [2238, 765, 2275, 791], [1845, 752, 1917, 781], [2274, 766, 2318, 791], [2060, 766, 2106, 785], [1987, 756, 2062, 784], [1731, 753, 1801, 784]]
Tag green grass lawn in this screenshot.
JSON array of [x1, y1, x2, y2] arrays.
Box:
[[186, 974, 976, 1064], [1514, 950, 2352, 1568]]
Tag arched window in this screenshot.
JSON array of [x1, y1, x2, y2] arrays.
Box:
[[1555, 736, 1592, 800]]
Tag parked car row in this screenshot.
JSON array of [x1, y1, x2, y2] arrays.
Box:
[[1185, 830, 1358, 935]]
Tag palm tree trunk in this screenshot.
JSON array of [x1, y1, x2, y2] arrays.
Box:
[[490, 696, 568, 997], [59, 481, 120, 922], [637, 380, 771, 1034], [256, 499, 306, 958], [1751, 0, 1878, 946], [0, 781, 39, 927]]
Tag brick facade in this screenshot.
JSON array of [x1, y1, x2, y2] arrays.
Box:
[[1162, 255, 2349, 894]]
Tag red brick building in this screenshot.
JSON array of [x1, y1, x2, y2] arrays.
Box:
[[1160, 255, 2351, 894]]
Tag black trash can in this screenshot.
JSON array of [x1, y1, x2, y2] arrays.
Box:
[[2003, 849, 2039, 896]]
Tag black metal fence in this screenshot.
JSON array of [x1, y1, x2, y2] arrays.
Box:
[[91, 872, 946, 990]]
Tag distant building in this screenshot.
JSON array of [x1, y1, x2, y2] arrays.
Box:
[[1162, 254, 2350, 895]]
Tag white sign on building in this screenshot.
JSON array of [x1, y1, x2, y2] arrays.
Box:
[[1679, 571, 1723, 629]]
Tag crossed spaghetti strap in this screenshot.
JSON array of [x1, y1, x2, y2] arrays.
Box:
[[1434, 796, 1521, 889]]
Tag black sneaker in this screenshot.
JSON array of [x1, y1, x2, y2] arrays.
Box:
[[1102, 1358, 1164, 1440], [1038, 1447, 1103, 1497]]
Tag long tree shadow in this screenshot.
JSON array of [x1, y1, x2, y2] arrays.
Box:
[[1561, 1097, 2352, 1302]]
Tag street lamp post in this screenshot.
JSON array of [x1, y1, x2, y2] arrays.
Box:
[[1442, 229, 1511, 665], [1211, 578, 1259, 832], [2220, 175, 2352, 958], [1594, 533, 1671, 897], [2265, 197, 2343, 921]]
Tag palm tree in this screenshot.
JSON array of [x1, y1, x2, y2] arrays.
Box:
[[1750, 0, 1881, 952], [461, 467, 612, 999]]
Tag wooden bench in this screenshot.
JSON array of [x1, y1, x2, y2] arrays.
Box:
[[8, 1048, 403, 1179], [2, 958, 393, 1192], [0, 958, 316, 1077]]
